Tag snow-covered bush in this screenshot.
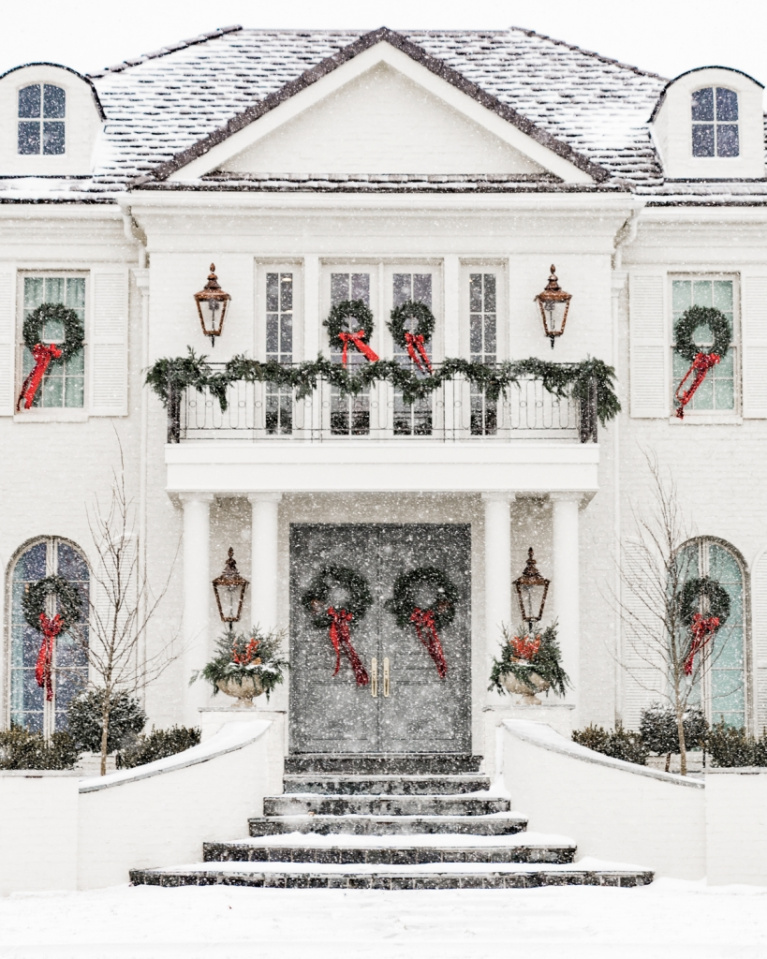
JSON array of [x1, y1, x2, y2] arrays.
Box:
[[67, 689, 146, 754], [639, 703, 708, 771], [0, 726, 80, 770], [116, 725, 201, 769], [571, 723, 648, 765]]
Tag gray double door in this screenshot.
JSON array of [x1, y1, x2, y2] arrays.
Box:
[[289, 524, 471, 754]]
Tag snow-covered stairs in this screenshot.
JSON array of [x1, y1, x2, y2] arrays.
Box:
[[130, 754, 653, 889]]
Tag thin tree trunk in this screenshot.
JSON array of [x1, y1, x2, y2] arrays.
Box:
[[100, 697, 111, 777], [665, 752, 671, 773], [676, 708, 688, 777]]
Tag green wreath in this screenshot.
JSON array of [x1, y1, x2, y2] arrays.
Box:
[[678, 576, 731, 628], [674, 306, 731, 362], [23, 303, 85, 364], [301, 564, 373, 629], [323, 300, 375, 346], [22, 575, 83, 632], [386, 566, 459, 631], [387, 301, 436, 350]]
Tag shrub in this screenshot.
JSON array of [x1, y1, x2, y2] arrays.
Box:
[[67, 689, 146, 754], [640, 703, 709, 764], [572, 722, 649, 766], [708, 722, 767, 767], [0, 726, 80, 770], [116, 725, 201, 769]]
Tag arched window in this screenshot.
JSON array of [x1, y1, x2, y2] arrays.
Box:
[[678, 538, 747, 727], [18, 83, 65, 155], [9, 538, 88, 734], [691, 87, 739, 157]]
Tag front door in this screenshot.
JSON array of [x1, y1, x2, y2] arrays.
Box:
[[289, 524, 471, 754]]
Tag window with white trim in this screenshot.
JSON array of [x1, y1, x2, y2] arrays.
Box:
[[19, 275, 86, 409], [330, 271, 371, 436], [18, 84, 65, 155], [392, 271, 433, 436], [671, 276, 737, 414], [469, 272, 498, 435], [691, 87, 739, 158], [264, 270, 294, 435]]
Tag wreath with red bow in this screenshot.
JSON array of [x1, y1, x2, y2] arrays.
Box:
[[673, 306, 731, 419], [677, 575, 730, 676], [387, 301, 435, 373], [22, 575, 83, 702], [386, 566, 458, 679], [323, 300, 379, 366], [17, 303, 85, 411]]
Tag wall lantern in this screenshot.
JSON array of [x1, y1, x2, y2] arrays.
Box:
[[194, 264, 231, 346], [212, 548, 248, 631], [534, 265, 572, 348], [513, 547, 550, 632]]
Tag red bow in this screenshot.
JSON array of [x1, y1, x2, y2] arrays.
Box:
[[337, 330, 379, 367], [675, 352, 720, 419], [683, 612, 720, 676], [327, 607, 369, 686], [35, 612, 63, 702], [16, 343, 63, 411], [404, 332, 432, 373], [410, 607, 448, 679]]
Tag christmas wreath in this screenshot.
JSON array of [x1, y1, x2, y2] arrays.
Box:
[[386, 566, 459, 678], [673, 306, 731, 419], [323, 300, 379, 366], [678, 576, 730, 676], [489, 623, 569, 698], [301, 565, 372, 685], [387, 301, 435, 372], [17, 303, 85, 411], [22, 575, 83, 702]]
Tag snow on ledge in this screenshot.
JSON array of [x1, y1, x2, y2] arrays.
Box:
[[78, 720, 271, 793], [503, 720, 704, 789]]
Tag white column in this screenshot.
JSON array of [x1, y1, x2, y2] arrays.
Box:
[[248, 493, 283, 633], [483, 493, 514, 689], [181, 493, 214, 724], [551, 493, 581, 714]]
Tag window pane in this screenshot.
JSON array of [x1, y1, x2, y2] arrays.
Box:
[[18, 121, 40, 155], [330, 273, 349, 305], [266, 315, 279, 354], [470, 316, 482, 354], [712, 280, 733, 314], [266, 273, 279, 312], [350, 273, 370, 304], [469, 275, 482, 313], [484, 274, 497, 312], [66, 277, 85, 313], [717, 125, 739, 158], [691, 281, 713, 309], [65, 376, 85, 407], [692, 124, 715, 157], [672, 280, 691, 315], [280, 273, 293, 312], [42, 373, 64, 407], [413, 274, 432, 308], [716, 88, 738, 122], [43, 85, 65, 119], [392, 273, 412, 308], [24, 276, 44, 311], [45, 276, 66, 304], [691, 87, 714, 121], [43, 122, 65, 155], [18, 84, 41, 118]]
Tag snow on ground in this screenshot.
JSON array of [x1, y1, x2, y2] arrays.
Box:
[[1, 880, 766, 959]]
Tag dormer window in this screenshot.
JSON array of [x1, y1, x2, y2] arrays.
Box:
[[691, 87, 739, 157], [18, 83, 65, 155]]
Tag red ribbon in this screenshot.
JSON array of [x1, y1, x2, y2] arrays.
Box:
[[337, 330, 379, 367], [683, 612, 720, 676], [410, 607, 448, 679], [16, 343, 63, 411], [404, 332, 432, 373], [35, 612, 62, 702], [327, 607, 369, 686], [675, 352, 720, 419]]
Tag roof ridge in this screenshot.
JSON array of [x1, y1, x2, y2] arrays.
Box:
[[87, 24, 243, 78], [507, 25, 667, 81]]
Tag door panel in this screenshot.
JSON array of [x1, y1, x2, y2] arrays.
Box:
[[290, 524, 471, 754]]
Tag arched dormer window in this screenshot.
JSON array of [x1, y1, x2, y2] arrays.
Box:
[[18, 83, 65, 155], [691, 87, 739, 157]]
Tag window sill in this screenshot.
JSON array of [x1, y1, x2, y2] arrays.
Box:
[[13, 410, 89, 424], [668, 413, 742, 426]]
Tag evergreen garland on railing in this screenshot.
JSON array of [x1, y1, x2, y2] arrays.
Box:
[[145, 348, 621, 426]]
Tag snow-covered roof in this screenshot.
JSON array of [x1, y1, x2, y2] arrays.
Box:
[[1, 25, 765, 204]]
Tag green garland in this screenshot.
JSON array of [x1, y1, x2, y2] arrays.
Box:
[[146, 348, 620, 425], [489, 623, 569, 697], [22, 576, 82, 632], [387, 301, 435, 349], [386, 566, 459, 630], [679, 576, 731, 628], [301, 565, 373, 629], [323, 300, 375, 344], [674, 306, 731, 362], [23, 303, 84, 364]]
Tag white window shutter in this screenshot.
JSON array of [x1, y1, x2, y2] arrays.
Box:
[[741, 276, 767, 418], [629, 274, 668, 418], [620, 544, 665, 729], [0, 271, 15, 416], [752, 550, 767, 732], [89, 269, 129, 417]]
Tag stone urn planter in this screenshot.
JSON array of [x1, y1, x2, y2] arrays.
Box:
[[500, 668, 550, 705], [215, 673, 264, 706]]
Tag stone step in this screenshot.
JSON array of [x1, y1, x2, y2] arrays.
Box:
[[203, 832, 577, 865], [248, 812, 528, 837], [264, 794, 510, 818], [282, 774, 492, 795], [283, 754, 483, 775], [130, 859, 654, 890]]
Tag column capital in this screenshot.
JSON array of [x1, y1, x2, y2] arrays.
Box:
[[247, 492, 283, 505], [549, 491, 591, 508], [481, 491, 516, 504], [179, 492, 215, 505]]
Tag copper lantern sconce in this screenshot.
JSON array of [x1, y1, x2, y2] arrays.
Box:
[[513, 547, 550, 633], [534, 264, 572, 348], [194, 264, 231, 346], [212, 548, 248, 632]]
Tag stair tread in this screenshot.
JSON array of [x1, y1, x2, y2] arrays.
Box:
[[215, 831, 572, 849], [253, 811, 525, 823], [272, 791, 502, 799]]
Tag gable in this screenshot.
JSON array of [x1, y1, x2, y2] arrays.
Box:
[[220, 63, 547, 177]]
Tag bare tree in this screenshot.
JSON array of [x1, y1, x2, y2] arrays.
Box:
[[617, 453, 733, 776], [79, 445, 177, 774]]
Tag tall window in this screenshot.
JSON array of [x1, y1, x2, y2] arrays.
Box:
[[692, 87, 739, 158], [9, 539, 89, 735], [678, 539, 747, 728], [329, 272, 371, 436], [671, 277, 736, 414], [265, 271, 293, 435], [392, 272, 432, 437], [18, 84, 66, 155], [469, 273, 497, 435], [21, 275, 86, 408]]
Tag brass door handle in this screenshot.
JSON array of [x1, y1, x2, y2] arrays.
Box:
[[383, 657, 390, 697], [371, 657, 378, 697]]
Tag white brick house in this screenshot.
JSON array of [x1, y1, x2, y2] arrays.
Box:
[[1, 24, 765, 769]]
